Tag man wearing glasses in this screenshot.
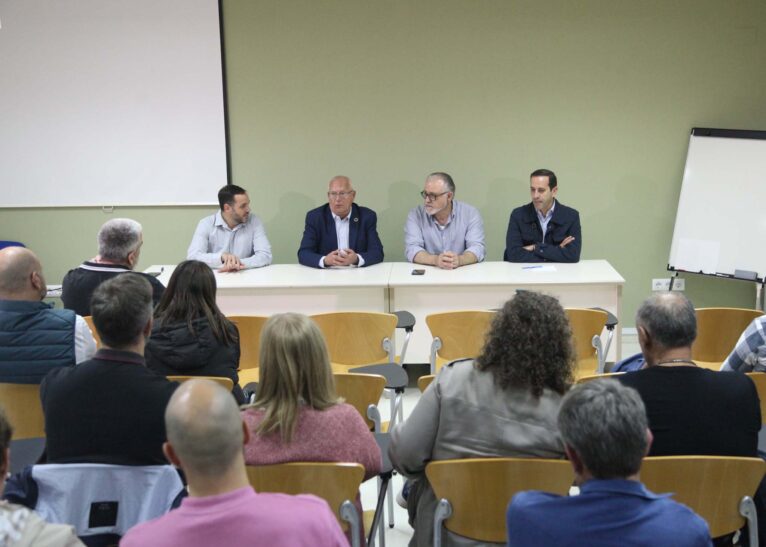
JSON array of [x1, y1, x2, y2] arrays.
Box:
[[404, 172, 485, 269], [298, 175, 384, 268]]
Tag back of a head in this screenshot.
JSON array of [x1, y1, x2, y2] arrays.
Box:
[[476, 291, 575, 397], [165, 379, 244, 476], [635, 292, 696, 349], [91, 274, 153, 349], [97, 218, 142, 262], [530, 168, 558, 190], [218, 184, 246, 210], [0, 406, 13, 473], [0, 246, 41, 298], [427, 172, 456, 193], [558, 379, 648, 479], [254, 313, 338, 441]]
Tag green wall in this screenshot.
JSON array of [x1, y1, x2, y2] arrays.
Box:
[[2, 0, 765, 325]]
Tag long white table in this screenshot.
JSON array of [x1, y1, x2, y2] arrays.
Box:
[[148, 260, 625, 364]]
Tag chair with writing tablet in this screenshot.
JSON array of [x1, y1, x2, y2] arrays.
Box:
[[565, 308, 608, 378], [425, 311, 495, 374], [693, 308, 764, 370]]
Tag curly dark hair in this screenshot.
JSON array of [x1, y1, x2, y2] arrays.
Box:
[[475, 291, 575, 397]]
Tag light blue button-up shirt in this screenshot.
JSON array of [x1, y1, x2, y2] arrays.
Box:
[[536, 200, 556, 239], [404, 200, 486, 262], [187, 211, 272, 269]]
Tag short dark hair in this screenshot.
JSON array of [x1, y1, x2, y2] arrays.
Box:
[[530, 169, 557, 190], [90, 274, 153, 349], [635, 292, 697, 349], [427, 172, 455, 193], [558, 379, 649, 479], [0, 406, 13, 470], [218, 185, 247, 210]]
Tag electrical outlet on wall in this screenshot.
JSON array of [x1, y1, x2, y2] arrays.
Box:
[[651, 278, 685, 291]]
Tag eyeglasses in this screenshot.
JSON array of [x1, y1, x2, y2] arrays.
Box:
[[420, 190, 449, 201], [328, 191, 354, 199]]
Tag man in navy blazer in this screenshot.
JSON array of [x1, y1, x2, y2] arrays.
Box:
[[504, 169, 581, 263], [298, 176, 384, 268]]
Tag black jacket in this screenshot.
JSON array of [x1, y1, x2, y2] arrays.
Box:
[[503, 201, 581, 263], [145, 318, 244, 403]]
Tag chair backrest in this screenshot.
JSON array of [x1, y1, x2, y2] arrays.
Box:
[[0, 383, 44, 440], [426, 457, 574, 543], [333, 373, 386, 431], [166, 375, 234, 391], [228, 315, 269, 370], [310, 312, 397, 369], [418, 374, 435, 393], [745, 373, 766, 424], [82, 315, 101, 348], [32, 463, 184, 539], [575, 372, 625, 384], [565, 308, 607, 377], [246, 462, 365, 534], [425, 311, 495, 373], [640, 456, 766, 539], [693, 308, 764, 369]]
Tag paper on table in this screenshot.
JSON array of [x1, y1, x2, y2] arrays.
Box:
[[521, 265, 557, 272], [675, 238, 719, 274]]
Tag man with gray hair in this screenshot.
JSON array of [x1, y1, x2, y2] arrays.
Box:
[[62, 218, 164, 316], [121, 379, 347, 547], [0, 246, 96, 383], [405, 172, 485, 269], [42, 274, 176, 465], [506, 379, 711, 546]]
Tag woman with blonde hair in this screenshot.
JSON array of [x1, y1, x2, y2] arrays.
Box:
[[242, 313, 381, 541]]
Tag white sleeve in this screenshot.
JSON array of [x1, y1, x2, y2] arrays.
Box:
[[75, 314, 97, 363]]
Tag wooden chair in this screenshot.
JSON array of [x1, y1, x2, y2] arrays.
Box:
[[228, 315, 269, 370], [426, 457, 574, 546], [425, 311, 495, 374], [82, 316, 101, 348], [0, 383, 45, 440], [333, 373, 386, 432], [309, 312, 397, 372], [693, 308, 764, 370], [745, 372, 766, 423], [575, 372, 625, 384], [641, 456, 766, 546], [166, 375, 234, 391], [246, 462, 365, 547], [418, 374, 435, 393], [566, 308, 608, 378]]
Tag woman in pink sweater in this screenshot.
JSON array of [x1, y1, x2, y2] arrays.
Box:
[[242, 313, 382, 541]]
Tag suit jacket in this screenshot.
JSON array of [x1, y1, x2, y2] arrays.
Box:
[[503, 200, 581, 263], [41, 349, 178, 465], [297, 203, 384, 268]]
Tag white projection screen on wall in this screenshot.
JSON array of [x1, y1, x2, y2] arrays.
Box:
[[0, 0, 227, 207]]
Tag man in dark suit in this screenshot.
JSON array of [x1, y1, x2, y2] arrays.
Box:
[[297, 176, 384, 268], [504, 169, 581, 263], [42, 274, 177, 465]]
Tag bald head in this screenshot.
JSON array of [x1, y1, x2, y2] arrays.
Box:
[[636, 292, 696, 350], [0, 247, 46, 300], [165, 380, 244, 476]]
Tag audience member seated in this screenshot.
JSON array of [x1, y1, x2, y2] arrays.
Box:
[[121, 379, 347, 547], [41, 275, 177, 465], [61, 218, 164, 316], [0, 247, 95, 383], [506, 379, 711, 547], [241, 313, 381, 544], [721, 314, 766, 372], [618, 292, 763, 546], [0, 405, 84, 547], [389, 291, 574, 547], [145, 260, 244, 403]]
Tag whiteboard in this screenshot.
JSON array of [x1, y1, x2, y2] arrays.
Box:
[[669, 128, 766, 281], [0, 0, 227, 207]]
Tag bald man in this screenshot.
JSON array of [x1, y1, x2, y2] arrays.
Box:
[[121, 380, 347, 547], [0, 247, 96, 383], [298, 175, 384, 268]]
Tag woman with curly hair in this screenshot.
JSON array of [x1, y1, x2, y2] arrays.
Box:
[[389, 291, 575, 547]]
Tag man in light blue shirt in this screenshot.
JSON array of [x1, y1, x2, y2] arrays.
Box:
[[187, 185, 272, 272], [404, 172, 485, 269]]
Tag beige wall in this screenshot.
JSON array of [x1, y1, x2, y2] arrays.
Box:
[[2, 0, 764, 325]]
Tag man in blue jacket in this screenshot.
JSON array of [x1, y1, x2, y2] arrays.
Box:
[[297, 176, 384, 268], [504, 168, 581, 263]]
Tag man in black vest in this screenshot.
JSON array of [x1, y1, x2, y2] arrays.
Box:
[[0, 246, 96, 383]]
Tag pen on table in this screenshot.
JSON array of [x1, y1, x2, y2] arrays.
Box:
[[522, 265, 543, 270]]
